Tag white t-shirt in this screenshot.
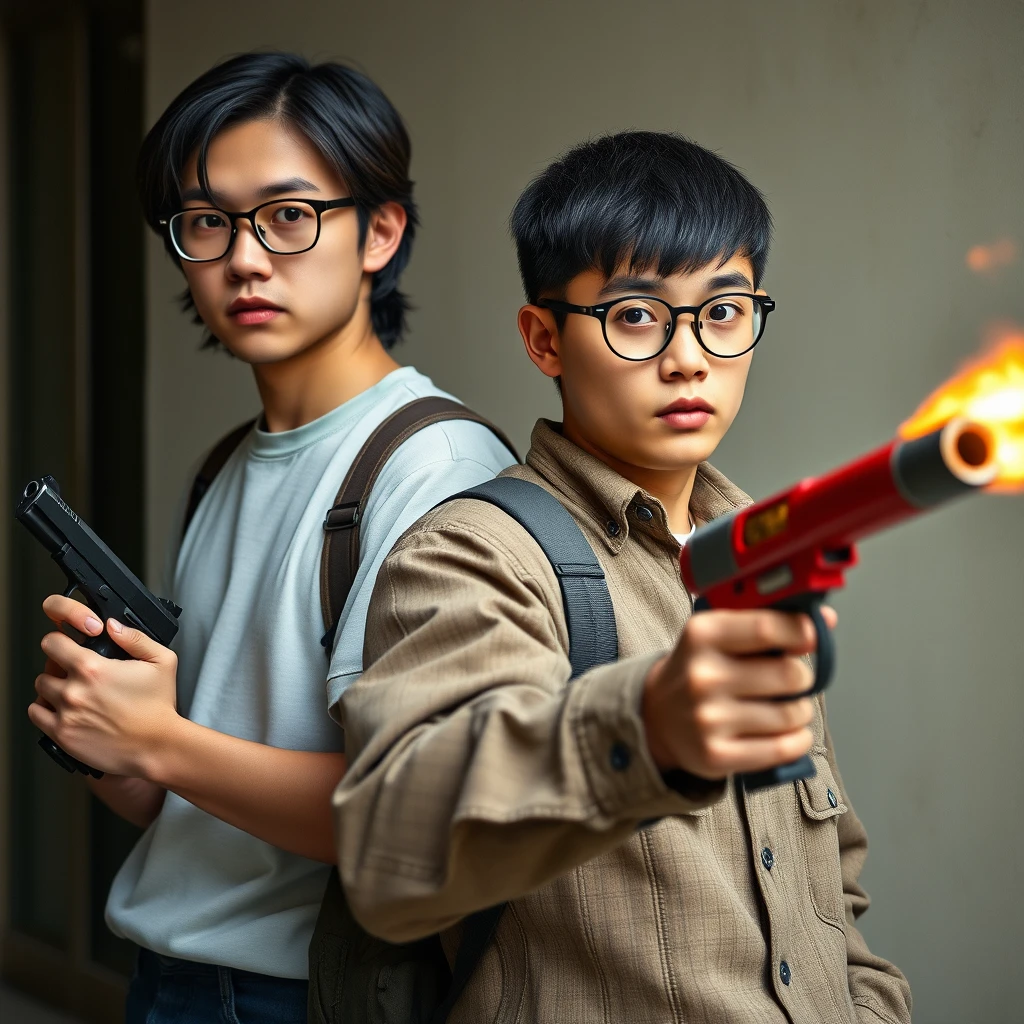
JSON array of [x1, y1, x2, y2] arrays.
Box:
[[105, 366, 515, 978], [673, 519, 697, 547]]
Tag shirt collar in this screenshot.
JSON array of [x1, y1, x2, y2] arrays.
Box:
[[524, 419, 752, 554]]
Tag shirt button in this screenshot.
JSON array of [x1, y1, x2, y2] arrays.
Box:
[[761, 847, 774, 871], [779, 960, 792, 986], [633, 504, 654, 522], [605, 520, 620, 537], [827, 788, 838, 808], [609, 742, 631, 771]]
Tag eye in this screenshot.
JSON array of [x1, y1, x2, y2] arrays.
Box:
[[192, 212, 227, 230], [706, 302, 741, 323], [616, 305, 657, 326], [272, 206, 310, 225]]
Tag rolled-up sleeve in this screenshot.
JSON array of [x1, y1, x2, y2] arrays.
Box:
[[332, 507, 724, 943]]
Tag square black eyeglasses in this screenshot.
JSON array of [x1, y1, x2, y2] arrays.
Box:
[[160, 197, 356, 263], [538, 292, 776, 361]]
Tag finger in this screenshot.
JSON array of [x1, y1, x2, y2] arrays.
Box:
[[40, 630, 93, 673], [42, 594, 104, 636], [27, 700, 58, 736], [706, 728, 814, 776], [106, 619, 165, 663], [34, 672, 67, 708], [693, 608, 830, 657], [728, 696, 815, 737], [729, 654, 814, 699], [44, 657, 68, 680], [687, 648, 812, 701]]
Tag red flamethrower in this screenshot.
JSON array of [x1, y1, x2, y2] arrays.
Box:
[[680, 337, 1024, 791]]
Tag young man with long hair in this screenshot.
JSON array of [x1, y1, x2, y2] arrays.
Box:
[[29, 52, 514, 1023]]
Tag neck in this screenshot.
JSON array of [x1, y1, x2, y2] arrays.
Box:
[[561, 417, 699, 534], [252, 306, 402, 434]]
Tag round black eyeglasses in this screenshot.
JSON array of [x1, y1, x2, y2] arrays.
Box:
[[161, 197, 356, 263], [538, 293, 775, 361]]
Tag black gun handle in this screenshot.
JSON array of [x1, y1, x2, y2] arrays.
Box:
[[741, 754, 816, 792], [692, 592, 834, 792], [767, 593, 834, 696], [37, 734, 104, 779]]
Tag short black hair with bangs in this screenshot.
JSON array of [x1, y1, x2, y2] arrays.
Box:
[[510, 131, 771, 305], [138, 51, 417, 349]]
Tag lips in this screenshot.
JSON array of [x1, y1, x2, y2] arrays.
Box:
[[227, 296, 284, 326], [657, 397, 714, 431]]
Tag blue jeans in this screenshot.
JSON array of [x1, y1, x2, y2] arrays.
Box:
[[126, 948, 308, 1024]]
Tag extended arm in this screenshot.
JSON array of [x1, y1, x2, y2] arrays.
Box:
[[334, 501, 818, 944], [334, 510, 711, 942]]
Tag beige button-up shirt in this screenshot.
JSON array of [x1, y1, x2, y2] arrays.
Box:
[[334, 420, 912, 1024]]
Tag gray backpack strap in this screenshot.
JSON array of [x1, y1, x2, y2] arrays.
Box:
[[429, 476, 618, 1024], [452, 477, 619, 676]]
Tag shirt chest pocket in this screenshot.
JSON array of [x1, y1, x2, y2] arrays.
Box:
[[795, 747, 848, 931]]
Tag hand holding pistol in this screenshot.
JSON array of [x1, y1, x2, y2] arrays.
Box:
[[15, 475, 181, 778]]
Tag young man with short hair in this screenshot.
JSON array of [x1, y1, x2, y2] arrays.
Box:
[[29, 52, 514, 1023], [332, 131, 913, 1023]]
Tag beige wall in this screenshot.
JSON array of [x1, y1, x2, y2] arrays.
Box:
[[145, 2, 1024, 1019]]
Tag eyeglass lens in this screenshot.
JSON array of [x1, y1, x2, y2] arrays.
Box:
[[170, 201, 320, 260], [604, 294, 763, 359]]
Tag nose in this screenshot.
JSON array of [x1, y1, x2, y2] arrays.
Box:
[[224, 218, 273, 280], [659, 313, 708, 381]]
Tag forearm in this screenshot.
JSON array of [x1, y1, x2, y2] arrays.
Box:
[[87, 774, 166, 829], [148, 717, 345, 863]]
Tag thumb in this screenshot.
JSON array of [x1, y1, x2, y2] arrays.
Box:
[[106, 618, 164, 662]]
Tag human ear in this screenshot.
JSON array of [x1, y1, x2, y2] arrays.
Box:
[[518, 305, 563, 379], [362, 202, 407, 274]]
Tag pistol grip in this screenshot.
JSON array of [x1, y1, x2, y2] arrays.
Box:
[[692, 591, 833, 792], [742, 754, 816, 791], [37, 735, 104, 779]]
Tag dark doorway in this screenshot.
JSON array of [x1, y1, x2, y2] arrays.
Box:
[[3, 1, 145, 1020]]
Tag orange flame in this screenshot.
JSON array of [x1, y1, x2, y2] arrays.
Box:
[[899, 331, 1024, 492], [965, 238, 1018, 274]]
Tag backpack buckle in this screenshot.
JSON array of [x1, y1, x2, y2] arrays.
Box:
[[554, 562, 605, 579], [324, 503, 360, 531]]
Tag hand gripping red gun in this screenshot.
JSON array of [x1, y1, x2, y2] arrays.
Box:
[[680, 337, 1024, 791]]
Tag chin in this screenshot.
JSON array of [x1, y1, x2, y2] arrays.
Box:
[[218, 332, 309, 366], [636, 432, 720, 471]]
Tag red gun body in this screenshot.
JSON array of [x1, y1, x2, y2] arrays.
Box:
[[679, 417, 997, 789], [680, 417, 996, 609]]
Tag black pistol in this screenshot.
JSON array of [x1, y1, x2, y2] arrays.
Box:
[[15, 475, 181, 779]]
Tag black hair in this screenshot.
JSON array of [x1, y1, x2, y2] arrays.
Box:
[[510, 130, 771, 306], [137, 51, 418, 349]]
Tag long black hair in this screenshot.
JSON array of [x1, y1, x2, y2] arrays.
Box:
[[138, 51, 418, 349]]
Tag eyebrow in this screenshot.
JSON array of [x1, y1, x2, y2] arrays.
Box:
[[598, 269, 754, 301], [597, 275, 665, 298], [180, 177, 323, 207]]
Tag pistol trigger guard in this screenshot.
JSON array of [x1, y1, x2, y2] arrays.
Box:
[[804, 599, 834, 695]]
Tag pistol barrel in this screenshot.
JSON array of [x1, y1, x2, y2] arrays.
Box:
[[681, 418, 997, 599]]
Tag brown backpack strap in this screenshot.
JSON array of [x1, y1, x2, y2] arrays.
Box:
[[182, 419, 257, 540], [319, 397, 518, 650]]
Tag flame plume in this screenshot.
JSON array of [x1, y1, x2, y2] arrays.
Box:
[[899, 332, 1024, 492]]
